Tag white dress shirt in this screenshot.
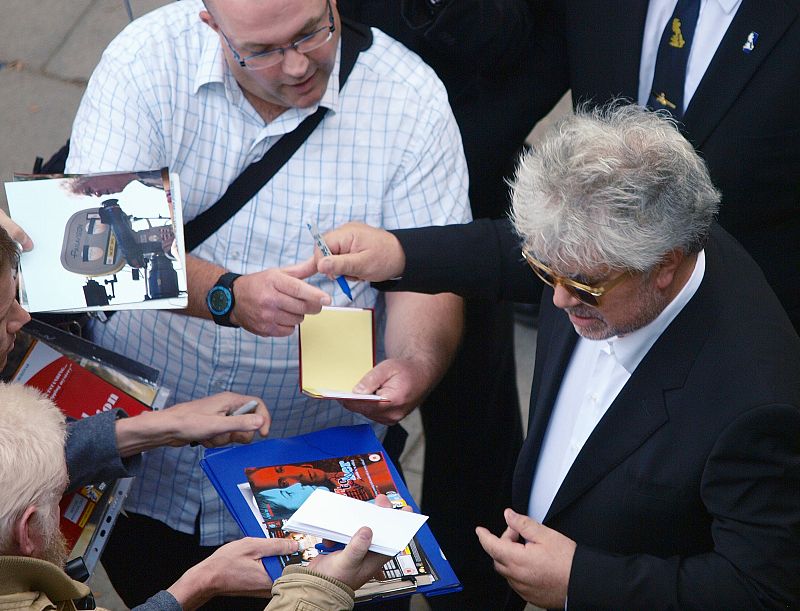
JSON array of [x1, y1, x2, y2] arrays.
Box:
[[638, 0, 743, 113], [529, 252, 706, 522]]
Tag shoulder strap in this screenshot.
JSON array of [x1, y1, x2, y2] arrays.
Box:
[[184, 20, 373, 252]]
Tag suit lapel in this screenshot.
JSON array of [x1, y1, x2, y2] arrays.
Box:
[[542, 365, 672, 522], [604, 1, 650, 99], [683, 0, 797, 146]]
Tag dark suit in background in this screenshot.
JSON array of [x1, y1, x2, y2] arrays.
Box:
[[522, 0, 800, 329], [337, 3, 532, 605], [380, 220, 800, 609]]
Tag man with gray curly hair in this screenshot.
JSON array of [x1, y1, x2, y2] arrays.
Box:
[[511, 103, 720, 341], [307, 103, 800, 609], [513, 105, 718, 270]]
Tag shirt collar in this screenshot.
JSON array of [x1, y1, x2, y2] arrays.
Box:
[[603, 249, 706, 373], [320, 36, 342, 112], [194, 25, 227, 94], [713, 0, 740, 15]]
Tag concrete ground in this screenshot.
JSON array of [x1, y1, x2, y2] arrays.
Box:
[[0, 3, 569, 608], [0, 1, 172, 213]]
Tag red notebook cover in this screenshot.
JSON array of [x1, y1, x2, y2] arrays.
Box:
[[10, 338, 149, 550]]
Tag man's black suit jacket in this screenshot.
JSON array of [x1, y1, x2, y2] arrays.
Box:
[[382, 220, 800, 608]]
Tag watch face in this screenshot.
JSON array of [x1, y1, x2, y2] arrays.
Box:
[[208, 286, 232, 315]]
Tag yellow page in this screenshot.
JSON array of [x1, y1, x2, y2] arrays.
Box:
[[299, 307, 384, 400]]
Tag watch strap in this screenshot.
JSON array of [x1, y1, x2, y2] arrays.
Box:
[[208, 272, 241, 328]]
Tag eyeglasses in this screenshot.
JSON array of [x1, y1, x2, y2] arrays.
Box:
[[521, 249, 629, 306], [217, 0, 335, 70]]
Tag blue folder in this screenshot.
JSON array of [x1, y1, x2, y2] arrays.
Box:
[[200, 424, 461, 603]]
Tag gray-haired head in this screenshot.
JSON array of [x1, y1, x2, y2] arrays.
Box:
[[0, 384, 67, 557], [510, 102, 720, 274]]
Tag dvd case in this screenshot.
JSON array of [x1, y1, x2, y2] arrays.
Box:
[[201, 425, 461, 603]]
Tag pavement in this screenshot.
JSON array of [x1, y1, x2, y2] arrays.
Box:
[[0, 3, 546, 608], [0, 0, 171, 212]]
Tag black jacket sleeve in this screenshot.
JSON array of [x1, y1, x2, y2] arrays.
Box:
[[373, 218, 543, 303]]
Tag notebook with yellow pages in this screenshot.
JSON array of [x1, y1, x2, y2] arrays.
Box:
[[299, 306, 386, 401]]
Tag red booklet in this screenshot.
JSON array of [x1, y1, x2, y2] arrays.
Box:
[[10, 338, 149, 553]]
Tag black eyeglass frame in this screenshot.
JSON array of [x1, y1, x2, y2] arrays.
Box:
[[217, 0, 335, 70]]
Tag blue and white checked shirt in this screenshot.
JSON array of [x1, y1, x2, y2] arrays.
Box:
[[66, 0, 470, 545]]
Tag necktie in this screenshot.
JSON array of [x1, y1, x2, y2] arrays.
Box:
[[647, 0, 701, 119]]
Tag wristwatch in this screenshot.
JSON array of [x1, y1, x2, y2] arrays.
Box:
[[206, 272, 241, 328]]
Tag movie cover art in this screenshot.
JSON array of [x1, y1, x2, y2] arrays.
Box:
[[243, 453, 432, 585], [247, 453, 404, 519]]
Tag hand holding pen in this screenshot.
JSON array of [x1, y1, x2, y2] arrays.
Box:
[[113, 393, 270, 455], [307, 222, 354, 301], [306, 221, 406, 283], [180, 394, 270, 448]]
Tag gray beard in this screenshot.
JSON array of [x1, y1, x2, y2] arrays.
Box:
[[34, 510, 69, 569], [44, 529, 68, 569], [567, 278, 670, 340]]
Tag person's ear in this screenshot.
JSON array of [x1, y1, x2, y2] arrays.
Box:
[[653, 249, 685, 291], [14, 505, 39, 556]]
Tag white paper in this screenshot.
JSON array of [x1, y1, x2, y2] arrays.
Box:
[[302, 387, 387, 401], [282, 489, 428, 556]]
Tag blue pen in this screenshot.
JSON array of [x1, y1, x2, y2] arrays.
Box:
[[307, 223, 353, 301]]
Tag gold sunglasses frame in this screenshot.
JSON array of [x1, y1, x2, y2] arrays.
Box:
[[521, 249, 629, 305]]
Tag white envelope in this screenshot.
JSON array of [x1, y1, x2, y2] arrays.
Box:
[[282, 489, 428, 556]]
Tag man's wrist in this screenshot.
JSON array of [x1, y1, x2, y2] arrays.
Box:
[[114, 410, 178, 457], [167, 561, 216, 611], [206, 272, 242, 327]]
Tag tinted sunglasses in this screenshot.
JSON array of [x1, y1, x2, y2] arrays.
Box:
[[521, 249, 629, 306]]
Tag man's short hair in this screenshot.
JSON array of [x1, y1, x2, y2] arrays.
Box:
[[0, 384, 67, 553], [511, 102, 721, 273], [0, 227, 20, 276]]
